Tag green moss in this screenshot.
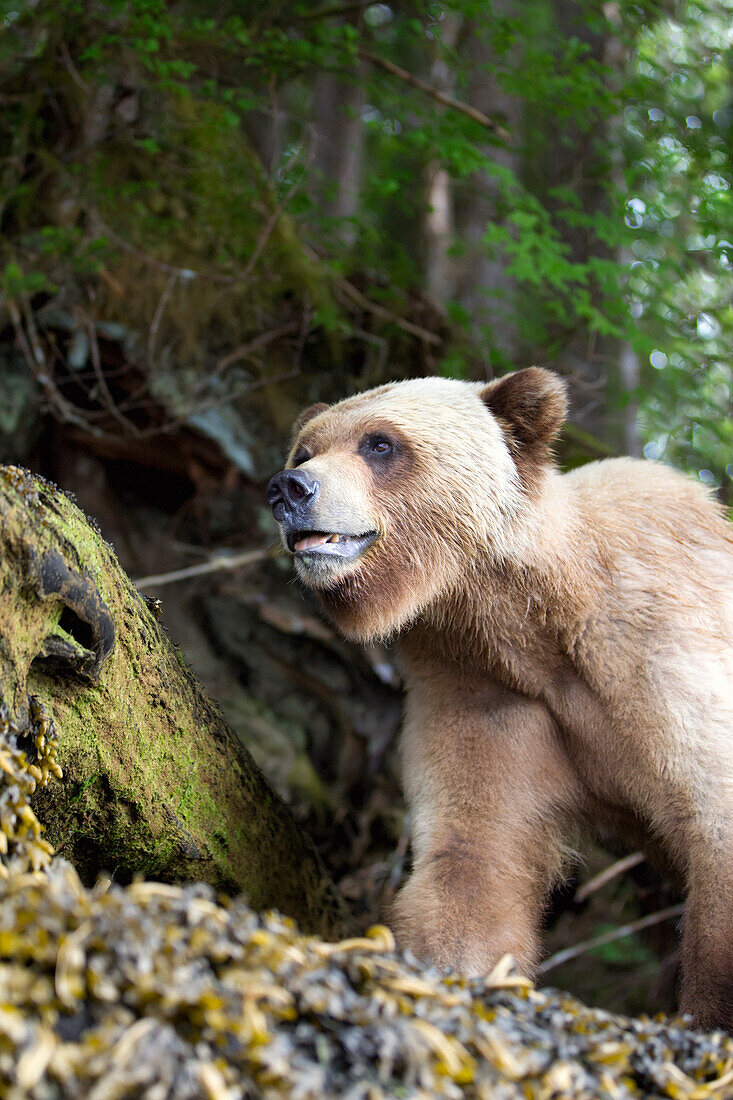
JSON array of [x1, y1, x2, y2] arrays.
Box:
[[1, 466, 347, 935]]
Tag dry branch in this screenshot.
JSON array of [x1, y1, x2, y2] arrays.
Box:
[[335, 274, 443, 345], [134, 547, 276, 591], [539, 904, 685, 974], [574, 851, 645, 904]]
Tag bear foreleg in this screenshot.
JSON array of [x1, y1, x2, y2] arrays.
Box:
[[392, 673, 580, 978], [679, 845, 733, 1032]]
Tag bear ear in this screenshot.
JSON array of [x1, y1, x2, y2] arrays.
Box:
[[293, 401, 329, 433], [480, 367, 567, 451]]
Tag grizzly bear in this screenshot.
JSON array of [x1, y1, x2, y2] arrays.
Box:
[[266, 368, 733, 1032]]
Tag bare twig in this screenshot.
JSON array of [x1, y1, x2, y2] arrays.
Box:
[[7, 299, 40, 367], [134, 547, 276, 591], [147, 271, 178, 371], [59, 41, 90, 93], [538, 903, 685, 974], [20, 296, 48, 369], [7, 299, 107, 438], [7, 294, 304, 445], [234, 130, 316, 287], [128, 367, 303, 440], [213, 321, 301, 375], [94, 130, 311, 296], [335, 275, 442, 346], [78, 308, 141, 437], [574, 851, 645, 904], [358, 49, 511, 142], [237, 189, 294, 285], [353, 328, 389, 376], [91, 216, 231, 283], [291, 2, 367, 21]]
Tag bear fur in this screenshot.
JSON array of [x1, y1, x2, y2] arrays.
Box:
[[267, 368, 733, 1032]]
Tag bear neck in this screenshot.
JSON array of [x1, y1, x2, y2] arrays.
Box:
[[402, 468, 595, 676]]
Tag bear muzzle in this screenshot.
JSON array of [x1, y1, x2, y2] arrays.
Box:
[[266, 468, 378, 572]]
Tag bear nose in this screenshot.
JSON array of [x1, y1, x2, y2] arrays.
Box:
[[266, 469, 320, 521]]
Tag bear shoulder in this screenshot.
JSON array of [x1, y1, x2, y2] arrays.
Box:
[[562, 456, 731, 552]]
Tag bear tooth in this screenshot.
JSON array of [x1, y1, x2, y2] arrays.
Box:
[[328, 534, 340, 543]]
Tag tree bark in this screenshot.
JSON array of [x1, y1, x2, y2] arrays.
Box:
[[527, 0, 627, 446], [604, 13, 642, 457], [311, 16, 366, 249], [0, 464, 346, 937], [423, 14, 462, 309], [454, 9, 523, 362]]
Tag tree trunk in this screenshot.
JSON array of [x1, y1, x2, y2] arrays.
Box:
[[454, 9, 523, 364], [0, 464, 346, 937], [312, 57, 366, 246], [604, 14, 642, 457], [527, 0, 628, 446], [423, 14, 462, 309]]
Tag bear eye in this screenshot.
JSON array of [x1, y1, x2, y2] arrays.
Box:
[[365, 436, 393, 456], [291, 448, 310, 467]]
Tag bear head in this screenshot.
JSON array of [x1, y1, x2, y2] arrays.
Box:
[[267, 367, 567, 642]]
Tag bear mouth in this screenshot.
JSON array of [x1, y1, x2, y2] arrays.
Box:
[[287, 529, 378, 562]]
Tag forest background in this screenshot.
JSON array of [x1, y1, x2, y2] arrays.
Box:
[[1, 0, 732, 1015]]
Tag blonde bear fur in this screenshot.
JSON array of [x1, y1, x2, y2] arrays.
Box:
[[268, 368, 733, 1031]]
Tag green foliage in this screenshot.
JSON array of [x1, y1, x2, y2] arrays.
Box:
[[1, 261, 48, 297], [589, 926, 656, 968], [0, 0, 730, 491], [622, 2, 733, 487]]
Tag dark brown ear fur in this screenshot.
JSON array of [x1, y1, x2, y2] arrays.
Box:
[[481, 368, 567, 447], [293, 402, 328, 434], [481, 368, 567, 490]]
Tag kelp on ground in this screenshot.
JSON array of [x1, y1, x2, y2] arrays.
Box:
[[0, 693, 60, 875], [2, 861, 733, 1099], [2, 665, 733, 1098]]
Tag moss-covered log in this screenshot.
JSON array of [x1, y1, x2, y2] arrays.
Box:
[[0, 464, 344, 936]]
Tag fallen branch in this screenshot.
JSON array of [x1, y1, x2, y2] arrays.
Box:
[[7, 299, 108, 438], [234, 133, 316, 286], [147, 271, 178, 374], [79, 307, 141, 437], [126, 366, 304, 439], [134, 546, 276, 591], [539, 903, 685, 974], [574, 851, 645, 904]]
